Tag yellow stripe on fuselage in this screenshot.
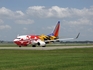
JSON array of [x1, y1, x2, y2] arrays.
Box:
[[39, 34, 57, 41]]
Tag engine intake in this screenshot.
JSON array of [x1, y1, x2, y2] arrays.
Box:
[[37, 40, 46, 47]]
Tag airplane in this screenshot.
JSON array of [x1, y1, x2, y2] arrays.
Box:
[[13, 21, 80, 47]]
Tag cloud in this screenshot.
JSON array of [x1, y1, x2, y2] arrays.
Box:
[[47, 26, 55, 30], [0, 25, 11, 30], [0, 7, 14, 19], [0, 6, 93, 23], [0, 19, 11, 30], [63, 18, 93, 25], [26, 6, 93, 18], [70, 7, 93, 18], [15, 19, 34, 24], [0, 6, 93, 32], [0, 7, 25, 19], [16, 11, 24, 16], [23, 27, 28, 30], [26, 6, 47, 18], [0, 6, 93, 19], [48, 6, 71, 18], [42, 26, 55, 30], [0, 19, 4, 24], [14, 11, 25, 18], [88, 28, 93, 32]]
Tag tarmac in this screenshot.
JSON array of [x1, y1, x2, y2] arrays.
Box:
[[0, 46, 93, 50]]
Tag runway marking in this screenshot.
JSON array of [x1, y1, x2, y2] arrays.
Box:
[[0, 46, 93, 50]]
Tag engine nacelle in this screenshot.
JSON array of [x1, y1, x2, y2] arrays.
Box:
[[37, 40, 46, 47]]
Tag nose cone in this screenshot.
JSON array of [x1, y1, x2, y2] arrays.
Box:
[[13, 39, 20, 44], [13, 39, 21, 46], [14, 39, 18, 42]]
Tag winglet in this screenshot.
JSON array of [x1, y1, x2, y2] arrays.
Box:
[[75, 33, 80, 39]]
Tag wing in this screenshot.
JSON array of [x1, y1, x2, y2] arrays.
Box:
[[45, 33, 80, 42]]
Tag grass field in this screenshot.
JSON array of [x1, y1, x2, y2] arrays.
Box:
[[0, 48, 93, 70]]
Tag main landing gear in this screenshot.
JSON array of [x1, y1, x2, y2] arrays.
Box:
[[32, 45, 36, 47], [32, 45, 46, 47], [19, 46, 21, 47]]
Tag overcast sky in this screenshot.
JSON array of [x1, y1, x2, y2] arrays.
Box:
[[0, 0, 93, 41]]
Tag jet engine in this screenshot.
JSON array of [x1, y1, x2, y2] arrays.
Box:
[[37, 40, 46, 47]]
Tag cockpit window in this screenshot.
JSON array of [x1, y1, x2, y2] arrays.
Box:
[[17, 38, 20, 39]]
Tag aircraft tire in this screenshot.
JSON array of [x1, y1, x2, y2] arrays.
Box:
[[32, 45, 36, 47], [42, 45, 46, 47], [19, 46, 21, 47]]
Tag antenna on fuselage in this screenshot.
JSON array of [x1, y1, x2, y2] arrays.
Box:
[[17, 34, 20, 37]]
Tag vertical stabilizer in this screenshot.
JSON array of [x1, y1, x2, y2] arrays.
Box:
[[53, 21, 60, 37], [47, 21, 60, 38]]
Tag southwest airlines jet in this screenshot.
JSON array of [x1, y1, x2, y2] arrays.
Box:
[[14, 21, 80, 47]]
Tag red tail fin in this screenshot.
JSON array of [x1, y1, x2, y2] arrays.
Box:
[[53, 21, 60, 37]]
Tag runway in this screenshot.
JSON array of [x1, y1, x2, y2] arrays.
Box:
[[0, 46, 93, 50]]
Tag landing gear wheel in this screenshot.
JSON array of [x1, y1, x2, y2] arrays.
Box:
[[42, 45, 46, 47], [32, 45, 36, 47], [19, 46, 21, 47]]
